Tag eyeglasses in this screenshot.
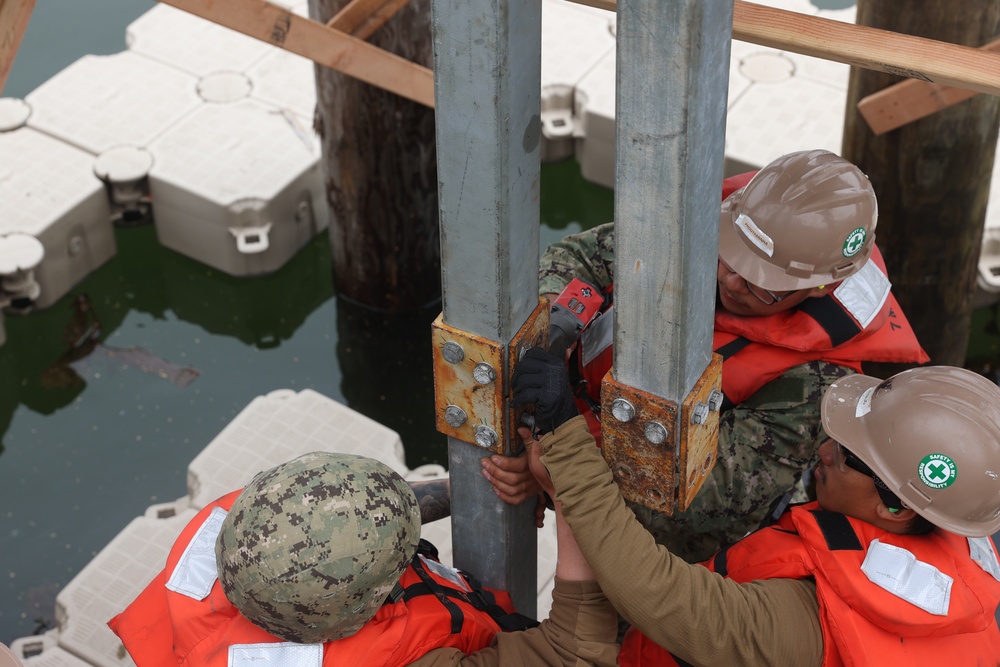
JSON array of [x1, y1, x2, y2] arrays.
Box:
[[834, 441, 905, 511], [718, 259, 795, 306]]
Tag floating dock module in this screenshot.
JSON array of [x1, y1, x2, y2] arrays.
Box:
[[146, 97, 328, 277], [0, 106, 114, 310], [186, 389, 408, 508], [539, 0, 615, 163]]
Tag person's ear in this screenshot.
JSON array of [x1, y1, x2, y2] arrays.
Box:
[[875, 503, 915, 524], [805, 285, 829, 298]]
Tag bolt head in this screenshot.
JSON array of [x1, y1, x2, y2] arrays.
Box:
[[472, 362, 496, 385], [442, 341, 465, 364], [444, 404, 468, 428], [707, 389, 724, 412], [611, 398, 635, 422], [691, 402, 710, 425], [474, 425, 498, 448], [644, 421, 668, 445]]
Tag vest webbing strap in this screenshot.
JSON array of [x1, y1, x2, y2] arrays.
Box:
[[797, 294, 863, 347], [409, 553, 465, 634], [713, 337, 752, 412], [809, 510, 864, 551], [395, 542, 540, 634]]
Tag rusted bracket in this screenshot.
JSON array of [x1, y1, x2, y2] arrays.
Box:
[[600, 354, 723, 514], [432, 299, 548, 454]]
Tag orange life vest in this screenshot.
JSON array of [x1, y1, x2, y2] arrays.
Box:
[[570, 171, 928, 441], [109, 491, 529, 667], [619, 502, 1000, 666]]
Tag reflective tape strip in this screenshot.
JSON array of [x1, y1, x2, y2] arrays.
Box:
[[229, 643, 322, 667], [419, 554, 471, 592], [968, 536, 1000, 582], [166, 506, 227, 600], [581, 305, 613, 367], [860, 538, 952, 616], [832, 260, 890, 329]]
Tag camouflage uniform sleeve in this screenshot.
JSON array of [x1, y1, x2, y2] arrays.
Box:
[[629, 360, 853, 563], [538, 223, 616, 296], [413, 579, 619, 667]]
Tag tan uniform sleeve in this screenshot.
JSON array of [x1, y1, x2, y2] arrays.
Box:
[[413, 578, 620, 666], [538, 416, 824, 666]]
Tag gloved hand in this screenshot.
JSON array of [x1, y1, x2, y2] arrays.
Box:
[[511, 347, 579, 435]]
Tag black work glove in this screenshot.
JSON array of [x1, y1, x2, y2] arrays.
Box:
[[511, 347, 579, 435]]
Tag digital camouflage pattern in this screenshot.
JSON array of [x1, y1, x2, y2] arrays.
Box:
[[216, 451, 420, 644], [539, 223, 852, 563]]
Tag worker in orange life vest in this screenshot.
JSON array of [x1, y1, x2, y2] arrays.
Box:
[[512, 350, 1000, 665], [109, 451, 619, 667], [483, 149, 929, 564]]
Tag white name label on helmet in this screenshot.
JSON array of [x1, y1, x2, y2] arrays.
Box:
[[166, 506, 227, 601], [854, 386, 875, 419], [968, 536, 1000, 582], [861, 539, 953, 616], [229, 643, 322, 667], [419, 554, 472, 592], [734, 214, 774, 257]]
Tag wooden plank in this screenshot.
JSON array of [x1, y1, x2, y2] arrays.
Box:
[[857, 38, 1000, 135], [566, 0, 1000, 98], [158, 0, 434, 107], [0, 0, 36, 94], [732, 2, 1000, 97], [328, 0, 411, 40]]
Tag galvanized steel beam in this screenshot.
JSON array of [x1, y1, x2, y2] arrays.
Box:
[[430, 0, 541, 617], [612, 0, 732, 401]]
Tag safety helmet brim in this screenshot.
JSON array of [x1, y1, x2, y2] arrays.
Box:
[[718, 200, 876, 292], [822, 371, 1000, 537]]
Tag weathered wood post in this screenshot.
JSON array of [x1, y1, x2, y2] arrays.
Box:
[[311, 0, 440, 311], [842, 0, 1000, 369]]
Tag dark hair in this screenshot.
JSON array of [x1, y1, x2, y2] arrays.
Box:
[[904, 512, 936, 536]]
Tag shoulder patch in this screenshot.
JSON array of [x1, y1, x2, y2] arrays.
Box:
[[166, 506, 227, 600], [832, 260, 890, 329], [861, 539, 953, 616], [229, 643, 322, 667], [968, 537, 1000, 582]]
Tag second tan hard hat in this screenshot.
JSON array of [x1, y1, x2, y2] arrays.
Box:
[[719, 149, 878, 292], [822, 366, 1000, 537]]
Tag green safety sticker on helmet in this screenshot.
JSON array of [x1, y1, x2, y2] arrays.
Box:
[[918, 453, 958, 489], [842, 227, 867, 257]]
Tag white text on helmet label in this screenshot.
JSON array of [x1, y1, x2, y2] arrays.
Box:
[[229, 643, 322, 667], [166, 506, 227, 601], [861, 539, 953, 616], [854, 386, 875, 418], [734, 213, 774, 258]]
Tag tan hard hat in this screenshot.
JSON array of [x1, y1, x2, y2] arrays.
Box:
[[719, 149, 878, 292], [822, 367, 1000, 537]]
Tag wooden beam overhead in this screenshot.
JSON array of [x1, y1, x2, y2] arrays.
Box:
[[0, 0, 36, 94], [568, 0, 1000, 98], [857, 37, 1000, 135], [158, 0, 434, 107], [327, 0, 411, 40]]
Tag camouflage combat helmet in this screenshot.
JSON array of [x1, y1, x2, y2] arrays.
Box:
[[719, 149, 877, 292], [822, 367, 1000, 537], [216, 451, 421, 643]]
